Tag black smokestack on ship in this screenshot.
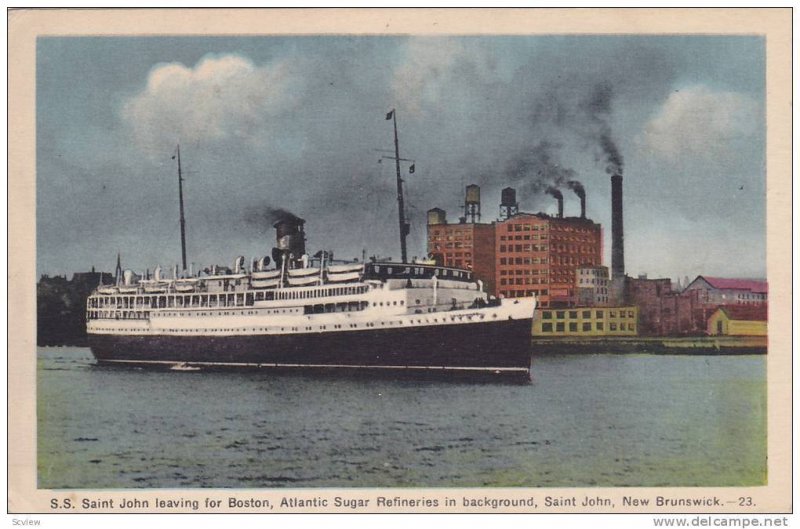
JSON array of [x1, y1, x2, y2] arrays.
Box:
[[273, 213, 306, 270], [547, 187, 564, 218], [611, 173, 624, 279]]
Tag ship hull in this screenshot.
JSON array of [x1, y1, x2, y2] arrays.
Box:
[[88, 318, 532, 378]]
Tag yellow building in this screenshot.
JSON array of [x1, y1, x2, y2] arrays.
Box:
[[707, 306, 767, 336], [533, 306, 638, 336]]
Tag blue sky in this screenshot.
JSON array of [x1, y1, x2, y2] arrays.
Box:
[[37, 35, 765, 280]]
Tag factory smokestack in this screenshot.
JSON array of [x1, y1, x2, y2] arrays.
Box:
[[611, 173, 624, 279], [547, 187, 563, 218], [567, 180, 586, 219]]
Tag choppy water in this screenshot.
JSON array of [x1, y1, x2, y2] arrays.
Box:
[[37, 347, 766, 488]]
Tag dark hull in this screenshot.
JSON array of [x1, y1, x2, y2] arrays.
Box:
[[89, 318, 532, 378]]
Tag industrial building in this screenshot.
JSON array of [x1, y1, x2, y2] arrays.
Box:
[[683, 276, 768, 306], [707, 305, 768, 336], [532, 306, 638, 336], [576, 265, 610, 306], [427, 185, 602, 308], [495, 212, 602, 307]]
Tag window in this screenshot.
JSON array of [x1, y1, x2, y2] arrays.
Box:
[[569, 322, 577, 332], [582, 322, 591, 332], [542, 311, 552, 319], [582, 310, 591, 319], [556, 311, 565, 319], [542, 323, 553, 332], [555, 322, 565, 332], [596, 310, 604, 319], [569, 311, 577, 319], [610, 323, 617, 331]]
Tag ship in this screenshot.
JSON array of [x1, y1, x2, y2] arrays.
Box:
[[86, 112, 536, 379]]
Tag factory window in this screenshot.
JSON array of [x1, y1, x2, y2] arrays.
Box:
[[555, 311, 565, 319], [596, 310, 604, 319], [628, 310, 635, 318], [542, 311, 551, 319], [500, 245, 506, 252], [555, 322, 564, 332], [610, 311, 617, 318], [596, 322, 604, 331], [569, 311, 578, 319], [542, 323, 553, 332], [500, 279, 507, 285], [582, 322, 591, 332], [507, 225, 513, 232], [610, 323, 617, 331]]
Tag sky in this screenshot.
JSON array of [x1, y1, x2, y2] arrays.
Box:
[[36, 35, 766, 281]]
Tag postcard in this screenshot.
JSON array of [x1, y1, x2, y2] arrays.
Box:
[[8, 7, 792, 523]]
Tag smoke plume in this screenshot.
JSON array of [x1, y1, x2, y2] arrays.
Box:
[[243, 206, 303, 229], [545, 186, 563, 200], [567, 180, 585, 199], [582, 82, 624, 175]]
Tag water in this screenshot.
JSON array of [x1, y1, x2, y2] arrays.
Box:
[[37, 347, 766, 488]]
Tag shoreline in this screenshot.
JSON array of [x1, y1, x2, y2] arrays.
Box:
[[531, 335, 767, 355]]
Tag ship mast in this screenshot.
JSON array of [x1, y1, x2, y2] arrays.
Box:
[[176, 144, 187, 272], [387, 109, 409, 263]]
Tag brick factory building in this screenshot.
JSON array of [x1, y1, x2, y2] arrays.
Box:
[[426, 187, 602, 309], [495, 213, 602, 308], [426, 208, 496, 295]]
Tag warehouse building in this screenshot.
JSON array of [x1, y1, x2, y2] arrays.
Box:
[[707, 305, 768, 336]]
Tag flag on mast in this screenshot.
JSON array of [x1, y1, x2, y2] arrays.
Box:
[[385, 110, 394, 120], [409, 163, 415, 174]]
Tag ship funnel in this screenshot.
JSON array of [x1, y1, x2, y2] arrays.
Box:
[[274, 214, 306, 269]]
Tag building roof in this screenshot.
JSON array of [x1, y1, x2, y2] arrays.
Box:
[[716, 305, 768, 322], [692, 276, 768, 294]]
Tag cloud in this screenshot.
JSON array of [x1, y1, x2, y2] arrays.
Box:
[[121, 54, 297, 153], [391, 38, 497, 115], [640, 85, 759, 160]]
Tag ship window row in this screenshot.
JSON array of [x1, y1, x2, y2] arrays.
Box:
[[90, 286, 370, 310], [89, 293, 251, 309], [303, 301, 368, 314], [277, 285, 368, 301]]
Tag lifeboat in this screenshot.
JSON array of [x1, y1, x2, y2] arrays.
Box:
[[327, 263, 364, 274], [287, 267, 320, 278], [251, 269, 281, 280], [287, 275, 321, 286], [251, 277, 281, 289], [326, 271, 361, 283], [97, 286, 118, 295]]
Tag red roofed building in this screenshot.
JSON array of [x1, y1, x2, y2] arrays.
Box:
[[707, 305, 768, 336], [683, 276, 768, 307]]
